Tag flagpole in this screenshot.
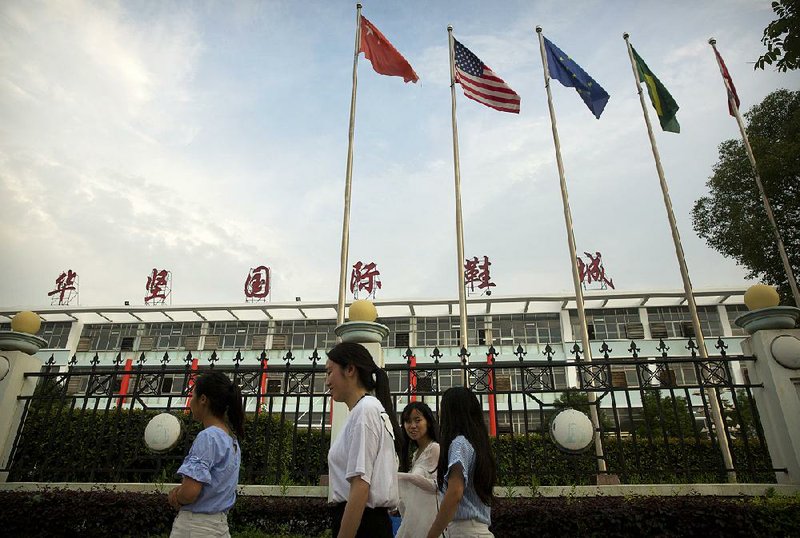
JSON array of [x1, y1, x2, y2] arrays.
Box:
[[535, 26, 606, 473], [337, 3, 363, 326], [448, 25, 469, 355], [709, 38, 800, 307], [624, 33, 736, 482]]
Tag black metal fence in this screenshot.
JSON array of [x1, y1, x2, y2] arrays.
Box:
[[3, 339, 782, 486]]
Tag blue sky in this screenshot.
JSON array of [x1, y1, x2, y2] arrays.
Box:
[[1, 0, 798, 308]]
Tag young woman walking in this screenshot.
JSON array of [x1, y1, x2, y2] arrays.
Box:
[[426, 387, 496, 538], [326, 342, 400, 538], [168, 372, 245, 537]]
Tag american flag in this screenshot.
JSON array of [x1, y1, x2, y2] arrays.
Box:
[[453, 38, 520, 114]]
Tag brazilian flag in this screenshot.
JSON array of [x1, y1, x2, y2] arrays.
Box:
[[632, 47, 680, 133]]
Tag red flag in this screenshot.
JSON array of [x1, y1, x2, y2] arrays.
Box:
[[714, 48, 740, 116], [359, 16, 419, 83]]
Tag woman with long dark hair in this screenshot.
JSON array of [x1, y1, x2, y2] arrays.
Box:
[[426, 387, 496, 537], [396, 401, 440, 538], [326, 342, 400, 538], [168, 371, 245, 537]]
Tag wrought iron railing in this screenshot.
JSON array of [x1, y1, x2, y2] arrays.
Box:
[[3, 339, 782, 486]]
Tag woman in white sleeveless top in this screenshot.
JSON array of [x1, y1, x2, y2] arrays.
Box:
[[397, 402, 440, 538]]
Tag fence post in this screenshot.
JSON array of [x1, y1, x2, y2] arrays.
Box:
[[738, 304, 800, 484], [0, 313, 47, 482]]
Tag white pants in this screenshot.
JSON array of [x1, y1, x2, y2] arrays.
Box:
[[445, 519, 494, 537], [170, 510, 230, 537]]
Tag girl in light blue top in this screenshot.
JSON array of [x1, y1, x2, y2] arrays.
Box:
[[427, 387, 496, 538], [168, 372, 244, 537]]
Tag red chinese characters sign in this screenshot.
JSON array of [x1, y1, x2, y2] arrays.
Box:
[[48, 270, 78, 305], [577, 251, 615, 290], [145, 268, 171, 305], [244, 266, 270, 302], [464, 256, 495, 296], [350, 261, 381, 299]]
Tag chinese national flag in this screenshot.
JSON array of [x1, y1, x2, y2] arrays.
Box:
[[359, 16, 419, 83]]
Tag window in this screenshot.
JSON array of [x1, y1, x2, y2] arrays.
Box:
[[490, 314, 562, 345], [725, 304, 749, 336], [413, 317, 486, 347], [83, 324, 139, 351], [161, 374, 186, 394], [272, 320, 336, 350], [266, 379, 283, 394], [144, 323, 202, 350], [39, 322, 72, 349], [647, 306, 722, 338], [208, 321, 271, 350], [437, 369, 464, 391], [120, 337, 135, 351], [569, 309, 639, 341], [381, 318, 411, 348]]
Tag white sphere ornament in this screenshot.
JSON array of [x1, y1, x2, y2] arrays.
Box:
[[550, 408, 595, 454], [144, 413, 183, 453]]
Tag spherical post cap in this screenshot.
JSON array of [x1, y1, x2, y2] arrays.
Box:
[[349, 300, 378, 322], [744, 284, 781, 310], [709, 37, 716, 45], [10, 311, 42, 335], [623, 32, 629, 39], [535, 25, 542, 33]]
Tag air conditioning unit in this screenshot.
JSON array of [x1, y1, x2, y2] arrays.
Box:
[[395, 332, 410, 348], [252, 335, 268, 350], [493, 374, 512, 392], [270, 334, 289, 350], [650, 322, 668, 339], [611, 371, 628, 388], [658, 369, 677, 387], [203, 335, 220, 350], [76, 337, 92, 352], [138, 336, 154, 351], [184, 336, 201, 351], [625, 323, 645, 340]]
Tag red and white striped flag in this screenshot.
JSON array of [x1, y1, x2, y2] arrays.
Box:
[[713, 47, 740, 116], [453, 38, 520, 114]]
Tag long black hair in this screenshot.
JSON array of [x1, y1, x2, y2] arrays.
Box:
[[436, 386, 495, 505], [327, 342, 401, 454], [193, 372, 245, 439], [399, 401, 440, 472]]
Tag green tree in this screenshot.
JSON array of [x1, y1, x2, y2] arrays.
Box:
[[722, 389, 759, 440], [692, 89, 800, 303], [636, 390, 697, 439], [756, 0, 800, 72]]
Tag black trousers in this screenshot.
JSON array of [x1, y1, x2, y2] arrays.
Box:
[[331, 502, 392, 538]]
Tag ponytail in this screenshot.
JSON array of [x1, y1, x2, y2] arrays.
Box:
[[193, 372, 246, 439], [226, 383, 245, 439], [374, 367, 401, 454]]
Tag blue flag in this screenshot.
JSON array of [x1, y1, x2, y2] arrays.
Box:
[[543, 36, 609, 119]]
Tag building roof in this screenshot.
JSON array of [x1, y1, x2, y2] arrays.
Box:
[[0, 288, 747, 324]]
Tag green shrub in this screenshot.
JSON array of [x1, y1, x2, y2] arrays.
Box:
[[10, 395, 770, 486], [491, 433, 774, 486], [1, 490, 798, 538]]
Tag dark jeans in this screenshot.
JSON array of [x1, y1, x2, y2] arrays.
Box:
[[331, 502, 392, 538]]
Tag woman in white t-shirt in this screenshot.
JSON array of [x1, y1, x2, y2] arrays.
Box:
[[326, 342, 401, 538]]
